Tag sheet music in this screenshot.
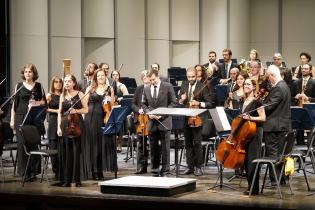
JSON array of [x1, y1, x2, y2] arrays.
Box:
[[217, 107, 231, 131]]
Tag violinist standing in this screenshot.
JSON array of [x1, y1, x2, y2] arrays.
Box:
[[143, 69, 177, 177], [84, 69, 114, 180], [240, 78, 266, 195], [10, 64, 46, 180], [131, 70, 150, 174], [178, 67, 214, 176], [57, 74, 88, 187], [46, 76, 63, 174], [263, 65, 291, 186]]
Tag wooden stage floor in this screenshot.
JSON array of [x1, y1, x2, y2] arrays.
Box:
[[0, 149, 315, 210]]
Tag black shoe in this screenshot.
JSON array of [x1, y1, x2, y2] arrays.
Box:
[[62, 182, 71, 187], [160, 171, 170, 177], [194, 168, 203, 176], [152, 172, 159, 177], [98, 172, 104, 180], [25, 175, 37, 182], [181, 169, 194, 175], [243, 190, 258, 195], [135, 168, 147, 174], [92, 173, 99, 180], [75, 182, 82, 187]]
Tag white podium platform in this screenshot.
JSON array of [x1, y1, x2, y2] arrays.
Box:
[[99, 176, 197, 197]]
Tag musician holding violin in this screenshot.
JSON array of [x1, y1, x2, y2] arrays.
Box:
[[57, 74, 88, 187], [239, 78, 266, 195], [178, 67, 214, 176], [131, 70, 150, 174], [84, 68, 114, 180]]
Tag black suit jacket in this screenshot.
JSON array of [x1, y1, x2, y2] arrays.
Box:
[[178, 80, 214, 109], [290, 78, 315, 105], [263, 80, 291, 132], [213, 62, 238, 85], [131, 84, 145, 119], [143, 82, 177, 131]]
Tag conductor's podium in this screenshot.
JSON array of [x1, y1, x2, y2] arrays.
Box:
[[99, 176, 197, 197]]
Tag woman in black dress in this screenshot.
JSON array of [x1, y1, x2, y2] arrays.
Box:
[[84, 69, 114, 180], [46, 76, 63, 174], [57, 74, 88, 187], [10, 64, 46, 179], [240, 78, 266, 195]]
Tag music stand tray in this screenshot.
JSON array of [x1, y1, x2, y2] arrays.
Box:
[[147, 107, 207, 177], [20, 105, 47, 127], [101, 106, 129, 135], [291, 107, 315, 130]]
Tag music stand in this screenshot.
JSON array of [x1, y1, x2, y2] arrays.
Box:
[[101, 106, 129, 178], [291, 106, 315, 195], [20, 105, 47, 127], [303, 103, 315, 124], [208, 107, 237, 191], [147, 107, 207, 177]]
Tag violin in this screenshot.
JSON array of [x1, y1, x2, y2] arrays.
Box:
[[66, 112, 81, 137], [136, 113, 149, 136], [187, 80, 208, 127], [103, 101, 112, 124]]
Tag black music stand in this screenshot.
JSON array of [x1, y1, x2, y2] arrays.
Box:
[[291, 106, 315, 196], [215, 85, 228, 106], [20, 105, 47, 127], [147, 107, 207, 177], [101, 106, 128, 178], [208, 107, 237, 191], [303, 103, 315, 123]]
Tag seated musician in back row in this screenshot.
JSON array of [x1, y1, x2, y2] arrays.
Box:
[[178, 67, 214, 176], [290, 63, 315, 145]]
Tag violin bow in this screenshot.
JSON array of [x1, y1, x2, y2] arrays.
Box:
[[64, 90, 90, 116], [0, 78, 6, 86], [242, 101, 278, 116], [0, 84, 24, 109]]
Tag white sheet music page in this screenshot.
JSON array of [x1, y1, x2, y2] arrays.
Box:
[[217, 107, 231, 131]]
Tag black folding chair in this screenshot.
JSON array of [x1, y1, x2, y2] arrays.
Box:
[[19, 125, 58, 187]]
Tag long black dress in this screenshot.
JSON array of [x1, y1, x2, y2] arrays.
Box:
[[84, 92, 105, 178], [58, 94, 86, 184], [14, 82, 45, 177], [47, 93, 60, 172], [240, 100, 263, 194]]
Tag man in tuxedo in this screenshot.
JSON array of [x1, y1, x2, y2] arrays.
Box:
[[214, 49, 238, 85], [263, 65, 291, 185], [178, 67, 214, 176], [131, 70, 150, 174], [291, 63, 315, 145], [143, 69, 177, 177]]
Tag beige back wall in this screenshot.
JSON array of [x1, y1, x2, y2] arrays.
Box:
[[10, 0, 315, 90]]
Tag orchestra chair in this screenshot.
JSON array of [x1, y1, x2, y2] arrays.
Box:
[[289, 127, 315, 192], [2, 121, 17, 176], [249, 131, 296, 199], [202, 118, 218, 172], [19, 125, 58, 187], [124, 114, 137, 165]]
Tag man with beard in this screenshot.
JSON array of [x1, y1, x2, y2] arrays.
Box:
[[178, 67, 213, 176], [78, 62, 98, 92]]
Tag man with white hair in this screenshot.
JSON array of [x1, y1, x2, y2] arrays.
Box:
[[263, 65, 291, 186]]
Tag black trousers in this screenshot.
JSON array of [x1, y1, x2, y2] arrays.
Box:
[[183, 125, 203, 170], [149, 129, 170, 173], [245, 127, 263, 192], [137, 134, 148, 170], [264, 131, 286, 183]]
